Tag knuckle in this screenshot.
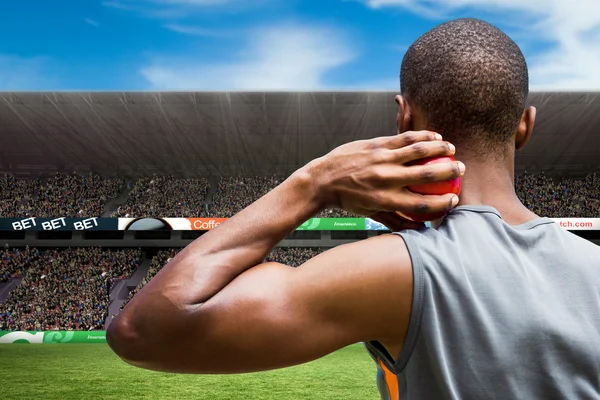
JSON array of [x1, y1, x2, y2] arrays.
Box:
[[423, 131, 437, 141], [402, 132, 419, 146], [371, 191, 394, 210], [420, 167, 437, 183], [366, 139, 384, 151], [370, 166, 384, 180], [366, 139, 379, 149], [373, 165, 391, 182], [372, 149, 389, 164], [410, 200, 430, 214], [412, 143, 429, 158]]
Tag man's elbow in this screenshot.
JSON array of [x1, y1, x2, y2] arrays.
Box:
[[106, 314, 146, 364]]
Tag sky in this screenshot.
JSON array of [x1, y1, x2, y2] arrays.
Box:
[[1, 0, 599, 91]]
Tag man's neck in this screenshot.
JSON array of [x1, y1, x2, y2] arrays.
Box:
[[434, 156, 539, 227]]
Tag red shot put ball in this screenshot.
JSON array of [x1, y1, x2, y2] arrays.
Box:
[[396, 156, 462, 222]]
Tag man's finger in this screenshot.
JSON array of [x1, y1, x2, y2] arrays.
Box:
[[394, 191, 459, 215], [373, 189, 458, 214], [401, 161, 464, 185], [393, 140, 456, 164], [370, 161, 463, 188], [378, 130, 442, 150]]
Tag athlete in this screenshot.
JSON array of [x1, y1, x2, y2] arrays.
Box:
[[107, 18, 600, 399]]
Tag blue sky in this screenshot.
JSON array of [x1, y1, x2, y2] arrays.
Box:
[[1, 0, 599, 90]]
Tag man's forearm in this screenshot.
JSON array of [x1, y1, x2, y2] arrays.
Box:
[[183, 170, 323, 270]]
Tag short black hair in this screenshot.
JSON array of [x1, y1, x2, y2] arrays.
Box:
[[400, 18, 529, 154]]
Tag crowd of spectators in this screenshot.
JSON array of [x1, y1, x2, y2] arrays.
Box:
[[122, 172, 597, 219], [207, 176, 360, 218], [0, 245, 40, 283], [0, 174, 39, 218], [113, 176, 209, 218], [0, 247, 141, 331], [27, 173, 124, 218], [1, 172, 599, 219], [207, 176, 282, 218], [2, 173, 124, 218], [515, 172, 599, 218]]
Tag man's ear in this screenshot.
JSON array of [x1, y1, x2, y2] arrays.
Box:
[[395, 95, 412, 134], [515, 106, 536, 150]]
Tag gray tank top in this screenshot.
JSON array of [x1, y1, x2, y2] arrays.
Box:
[[365, 205, 600, 400]]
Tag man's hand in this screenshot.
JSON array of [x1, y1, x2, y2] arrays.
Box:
[[306, 131, 465, 217]]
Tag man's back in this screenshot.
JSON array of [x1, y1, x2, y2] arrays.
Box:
[[366, 206, 600, 400]]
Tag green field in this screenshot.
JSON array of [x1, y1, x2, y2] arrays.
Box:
[[0, 343, 379, 400]]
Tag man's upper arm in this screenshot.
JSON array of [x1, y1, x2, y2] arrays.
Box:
[[133, 234, 414, 374]]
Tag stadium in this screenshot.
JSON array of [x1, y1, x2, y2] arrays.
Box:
[[0, 91, 598, 399]]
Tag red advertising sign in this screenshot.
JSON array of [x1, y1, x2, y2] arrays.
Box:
[[187, 218, 227, 230]]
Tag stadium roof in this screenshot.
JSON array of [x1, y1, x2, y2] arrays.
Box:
[[1, 92, 599, 178]]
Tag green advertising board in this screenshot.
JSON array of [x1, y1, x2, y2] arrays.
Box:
[[297, 218, 366, 230], [0, 331, 106, 344]]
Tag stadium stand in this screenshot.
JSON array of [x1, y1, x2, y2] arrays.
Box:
[[0, 246, 323, 330], [0, 246, 39, 284], [0, 247, 141, 331], [4, 173, 124, 218], [31, 173, 124, 218], [0, 175, 39, 218], [206, 176, 360, 218], [206, 176, 284, 218], [113, 176, 209, 218], [515, 172, 599, 218], [2, 172, 598, 219]]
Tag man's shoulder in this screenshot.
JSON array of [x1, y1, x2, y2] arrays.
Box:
[[393, 226, 450, 250]]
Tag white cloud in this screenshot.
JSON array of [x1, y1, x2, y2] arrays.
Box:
[[363, 0, 446, 18], [148, 0, 234, 4], [103, 0, 249, 17], [361, 0, 600, 90], [162, 24, 228, 36], [141, 25, 355, 90], [84, 18, 100, 27], [107, 0, 234, 6], [0, 55, 57, 90], [102, 1, 135, 11]]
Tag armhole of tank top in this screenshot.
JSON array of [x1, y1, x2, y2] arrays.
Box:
[[391, 231, 426, 372]]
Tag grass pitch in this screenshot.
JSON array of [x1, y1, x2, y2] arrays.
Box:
[[0, 343, 379, 400]]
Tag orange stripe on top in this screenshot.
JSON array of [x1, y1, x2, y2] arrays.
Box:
[[378, 359, 399, 400]]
